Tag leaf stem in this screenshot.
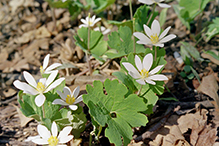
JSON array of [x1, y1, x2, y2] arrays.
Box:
[[129, 0, 133, 20], [137, 85, 143, 96], [147, 3, 157, 26], [96, 126, 102, 140], [87, 13, 92, 75], [129, 0, 136, 53]]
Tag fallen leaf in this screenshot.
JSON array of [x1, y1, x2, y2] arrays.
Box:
[[197, 74, 219, 108], [35, 25, 51, 39], [14, 30, 36, 44], [201, 50, 219, 65]]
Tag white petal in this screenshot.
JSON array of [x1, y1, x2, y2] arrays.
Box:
[[149, 65, 164, 75], [135, 55, 143, 71], [136, 40, 152, 45], [159, 34, 176, 43], [63, 86, 71, 96], [45, 77, 65, 93], [79, 24, 88, 28], [136, 79, 146, 85], [155, 43, 164, 47], [43, 54, 50, 69], [32, 138, 48, 145], [148, 74, 168, 81], [133, 32, 151, 43], [13, 80, 38, 95], [37, 124, 51, 140], [52, 99, 68, 105], [57, 91, 67, 100], [138, 0, 154, 5], [91, 15, 96, 22], [35, 94, 46, 107], [143, 24, 153, 37], [59, 135, 73, 144], [145, 78, 156, 85], [74, 95, 83, 104], [151, 20, 160, 36], [23, 71, 37, 88], [93, 18, 101, 26], [157, 3, 171, 8], [129, 71, 141, 79], [45, 70, 58, 87], [143, 53, 153, 71], [72, 86, 80, 98], [159, 26, 171, 40], [25, 135, 41, 142], [122, 62, 141, 79], [58, 126, 73, 139], [38, 78, 46, 85], [80, 19, 87, 24], [51, 122, 58, 137], [69, 105, 78, 110], [45, 63, 62, 73]]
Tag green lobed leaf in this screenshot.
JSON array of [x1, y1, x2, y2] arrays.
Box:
[[93, 0, 115, 13], [107, 26, 145, 59], [83, 79, 148, 146], [134, 5, 159, 32], [108, 20, 133, 31]]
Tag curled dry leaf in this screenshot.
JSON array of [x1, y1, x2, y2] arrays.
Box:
[[201, 50, 219, 65], [197, 74, 219, 109]]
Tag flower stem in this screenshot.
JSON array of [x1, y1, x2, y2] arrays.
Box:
[[87, 13, 92, 75], [129, 0, 136, 53], [89, 133, 92, 146], [129, 0, 133, 20], [154, 46, 157, 61], [147, 3, 157, 26], [42, 104, 45, 118], [137, 85, 143, 96], [97, 126, 102, 140]]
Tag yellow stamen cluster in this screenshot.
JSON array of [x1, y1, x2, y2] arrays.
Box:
[[66, 95, 76, 105], [150, 33, 159, 44], [140, 68, 149, 79], [36, 82, 45, 93], [48, 136, 58, 146]]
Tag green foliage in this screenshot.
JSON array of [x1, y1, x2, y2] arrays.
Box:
[[206, 17, 219, 42], [180, 65, 200, 83], [108, 20, 133, 31], [203, 50, 219, 60], [74, 27, 107, 61], [93, 0, 116, 13], [134, 5, 159, 32], [159, 8, 168, 27], [106, 26, 145, 59], [173, 0, 211, 30], [83, 79, 148, 146]]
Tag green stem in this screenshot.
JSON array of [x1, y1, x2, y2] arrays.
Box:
[[97, 126, 102, 140], [42, 104, 45, 118], [129, 0, 133, 20], [129, 0, 136, 53], [137, 85, 143, 96], [87, 13, 92, 75], [89, 133, 92, 146], [154, 46, 157, 61], [147, 3, 157, 26]]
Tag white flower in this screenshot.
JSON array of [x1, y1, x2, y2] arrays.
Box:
[[133, 19, 176, 47], [13, 71, 65, 107], [30, 121, 73, 146], [122, 53, 168, 85], [79, 15, 101, 28], [40, 54, 62, 74], [94, 26, 111, 35], [138, 0, 171, 8], [52, 86, 83, 110], [62, 0, 67, 2]]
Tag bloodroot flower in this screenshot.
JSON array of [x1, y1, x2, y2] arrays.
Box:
[[40, 54, 62, 74], [13, 71, 65, 107], [52, 86, 83, 110], [122, 53, 168, 85], [30, 121, 73, 146], [138, 0, 171, 8], [133, 19, 176, 47], [79, 15, 101, 28]]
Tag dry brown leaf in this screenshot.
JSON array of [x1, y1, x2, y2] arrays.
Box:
[[75, 46, 84, 60], [128, 140, 146, 146], [197, 74, 219, 108], [3, 88, 17, 98], [9, 0, 24, 14], [14, 30, 36, 44], [23, 14, 37, 23], [35, 25, 51, 39], [69, 138, 82, 146], [201, 50, 219, 65], [0, 49, 8, 64], [11, 104, 33, 127]]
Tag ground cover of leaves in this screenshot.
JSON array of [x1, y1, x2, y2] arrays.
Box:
[[0, 0, 219, 146]]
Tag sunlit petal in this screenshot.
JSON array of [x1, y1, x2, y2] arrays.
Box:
[[72, 86, 80, 98], [45, 63, 62, 73], [133, 32, 151, 43], [159, 34, 176, 43], [57, 91, 67, 100], [74, 95, 83, 104], [136, 79, 146, 85], [79, 24, 87, 28], [58, 126, 73, 139], [145, 78, 156, 85], [149, 74, 168, 81], [51, 122, 58, 137], [59, 135, 74, 144], [159, 26, 171, 39], [32, 138, 48, 145], [13, 80, 38, 95], [143, 53, 153, 71], [45, 70, 58, 87], [151, 20, 160, 36], [43, 54, 50, 69], [149, 65, 164, 75], [81, 19, 87, 24], [157, 3, 171, 8], [143, 24, 153, 37], [23, 71, 37, 88], [63, 86, 71, 96], [52, 99, 68, 106], [69, 105, 78, 110], [93, 18, 101, 26], [138, 0, 154, 5], [45, 78, 65, 93], [37, 124, 51, 140], [135, 55, 143, 71], [122, 63, 141, 78], [35, 94, 46, 107]]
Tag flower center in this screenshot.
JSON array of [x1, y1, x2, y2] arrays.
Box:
[[88, 20, 93, 26], [140, 68, 149, 79], [66, 95, 76, 105], [48, 136, 58, 146], [150, 33, 159, 44], [40, 66, 44, 74], [36, 82, 46, 93]]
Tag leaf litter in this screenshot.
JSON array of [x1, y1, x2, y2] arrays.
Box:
[[0, 0, 219, 145]]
